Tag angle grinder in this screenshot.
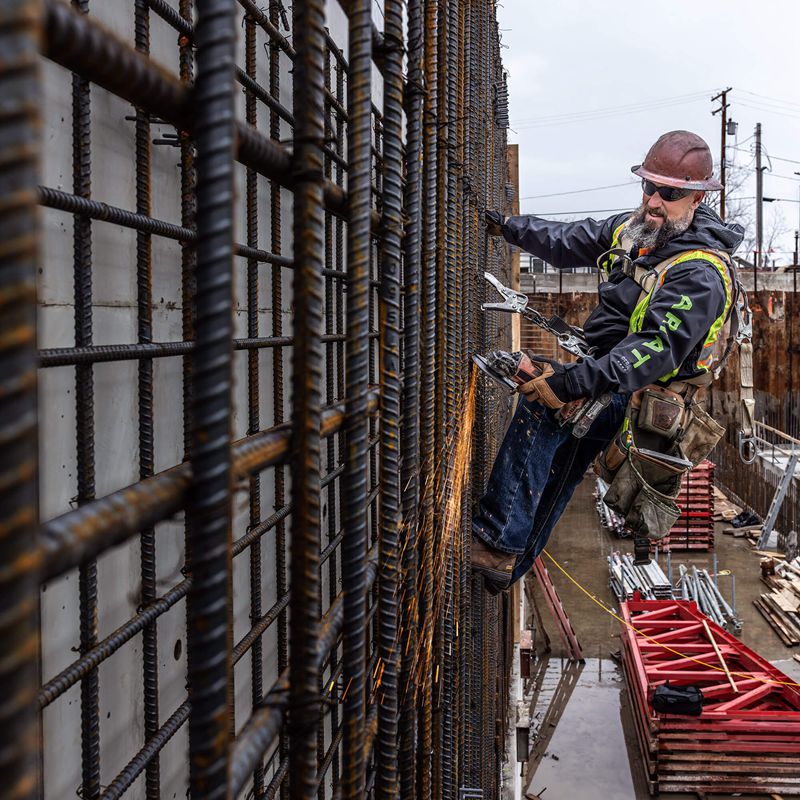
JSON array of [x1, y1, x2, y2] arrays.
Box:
[[472, 350, 541, 391]]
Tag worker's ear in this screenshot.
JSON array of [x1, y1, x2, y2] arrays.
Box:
[[692, 191, 705, 209]]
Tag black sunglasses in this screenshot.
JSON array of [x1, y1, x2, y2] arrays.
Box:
[[641, 179, 693, 202]]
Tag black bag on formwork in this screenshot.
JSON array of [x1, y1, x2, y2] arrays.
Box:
[[652, 682, 704, 717]]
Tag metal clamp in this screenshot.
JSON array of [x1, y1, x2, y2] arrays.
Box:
[[481, 272, 594, 360]]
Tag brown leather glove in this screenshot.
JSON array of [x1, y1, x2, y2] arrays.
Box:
[[517, 357, 572, 409]]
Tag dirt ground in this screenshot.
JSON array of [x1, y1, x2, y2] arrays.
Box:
[[519, 476, 800, 800]]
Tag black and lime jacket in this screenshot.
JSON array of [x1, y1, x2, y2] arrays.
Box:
[[501, 203, 744, 400]]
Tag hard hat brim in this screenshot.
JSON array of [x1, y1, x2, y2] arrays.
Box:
[[631, 164, 723, 192]]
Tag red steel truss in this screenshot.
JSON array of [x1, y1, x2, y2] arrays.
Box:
[[620, 599, 800, 795]]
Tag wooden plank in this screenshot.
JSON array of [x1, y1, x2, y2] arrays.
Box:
[[702, 619, 738, 694]]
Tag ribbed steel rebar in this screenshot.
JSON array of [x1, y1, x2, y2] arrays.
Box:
[[376, 1, 404, 797], [341, 0, 372, 796], [266, 6, 289, 795], [399, 0, 424, 793], [133, 1, 159, 795], [185, 0, 236, 796], [288, 0, 326, 795], [243, 9, 265, 794], [418, 0, 438, 795], [0, 3, 42, 798], [70, 2, 100, 795], [320, 46, 334, 800]]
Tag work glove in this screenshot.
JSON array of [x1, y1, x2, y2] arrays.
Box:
[[484, 210, 506, 236], [517, 355, 571, 409]]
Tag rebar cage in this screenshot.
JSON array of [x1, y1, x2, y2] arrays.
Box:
[[0, 0, 515, 797]]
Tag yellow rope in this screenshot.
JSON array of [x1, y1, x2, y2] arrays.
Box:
[[540, 548, 800, 691]]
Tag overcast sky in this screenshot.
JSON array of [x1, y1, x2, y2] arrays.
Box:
[[496, 0, 800, 263]]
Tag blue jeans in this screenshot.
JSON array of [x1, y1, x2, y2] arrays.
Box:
[[473, 393, 628, 584]]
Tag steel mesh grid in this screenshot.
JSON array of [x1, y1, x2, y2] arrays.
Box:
[[0, 0, 514, 797]]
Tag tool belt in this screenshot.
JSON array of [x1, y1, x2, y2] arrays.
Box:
[[594, 381, 725, 540]]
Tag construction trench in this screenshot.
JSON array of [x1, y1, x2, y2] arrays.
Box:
[[2, 2, 800, 800]]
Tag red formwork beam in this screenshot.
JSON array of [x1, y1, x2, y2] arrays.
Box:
[[620, 599, 800, 795]]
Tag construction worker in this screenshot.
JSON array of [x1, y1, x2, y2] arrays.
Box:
[[472, 130, 744, 592]]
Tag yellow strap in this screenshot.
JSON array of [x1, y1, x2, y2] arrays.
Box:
[[600, 222, 628, 274], [629, 250, 732, 341]]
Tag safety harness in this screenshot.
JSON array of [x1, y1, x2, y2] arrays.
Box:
[[597, 222, 755, 461]]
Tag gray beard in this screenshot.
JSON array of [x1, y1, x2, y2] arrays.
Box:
[[624, 203, 695, 251]]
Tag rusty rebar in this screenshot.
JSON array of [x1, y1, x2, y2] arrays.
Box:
[[69, 2, 101, 796], [418, 0, 439, 795], [400, 0, 424, 793], [0, 3, 42, 799], [376, 0, 404, 797], [184, 1, 236, 796], [288, 0, 327, 795], [340, 0, 372, 797], [133, 0, 160, 795]]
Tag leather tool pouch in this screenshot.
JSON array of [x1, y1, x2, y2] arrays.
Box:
[[679, 402, 725, 466], [602, 447, 682, 539], [597, 397, 685, 539], [636, 386, 684, 440]]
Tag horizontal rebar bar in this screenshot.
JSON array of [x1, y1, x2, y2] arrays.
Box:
[[40, 392, 379, 581], [38, 577, 192, 707]]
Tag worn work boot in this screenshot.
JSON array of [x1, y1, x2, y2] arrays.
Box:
[[471, 534, 516, 592]]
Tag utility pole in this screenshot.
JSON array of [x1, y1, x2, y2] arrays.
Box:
[[712, 88, 732, 220], [755, 122, 763, 293]]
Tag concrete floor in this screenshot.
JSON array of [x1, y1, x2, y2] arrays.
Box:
[[519, 477, 800, 800]]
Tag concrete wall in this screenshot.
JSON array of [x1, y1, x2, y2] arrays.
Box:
[[37, 2, 362, 796]]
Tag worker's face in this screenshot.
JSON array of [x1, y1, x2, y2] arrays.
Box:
[[626, 187, 705, 250], [640, 185, 704, 228]]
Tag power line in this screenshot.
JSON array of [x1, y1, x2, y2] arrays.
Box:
[[736, 100, 800, 121], [737, 88, 800, 111], [510, 93, 713, 129], [511, 89, 713, 125], [731, 145, 800, 167], [513, 98, 709, 130], [519, 181, 638, 200]]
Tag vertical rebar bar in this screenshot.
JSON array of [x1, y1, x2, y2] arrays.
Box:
[[266, 4, 289, 796], [400, 0, 423, 793], [0, 3, 42, 798], [320, 44, 334, 800], [288, 0, 326, 795], [179, 0, 196, 467], [243, 9, 265, 795], [185, 0, 236, 796], [377, 0, 403, 795], [133, 1, 160, 795], [341, 1, 371, 797], [70, 2, 100, 795], [418, 0, 438, 795]]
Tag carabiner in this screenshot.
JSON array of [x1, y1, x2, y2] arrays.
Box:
[[737, 431, 758, 465]]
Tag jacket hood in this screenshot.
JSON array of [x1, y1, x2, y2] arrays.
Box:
[[633, 202, 744, 266]]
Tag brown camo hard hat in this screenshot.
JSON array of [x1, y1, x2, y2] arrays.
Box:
[[631, 130, 723, 191]]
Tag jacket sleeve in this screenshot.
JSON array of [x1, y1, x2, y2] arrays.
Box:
[[559, 260, 728, 398], [502, 213, 629, 270]]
